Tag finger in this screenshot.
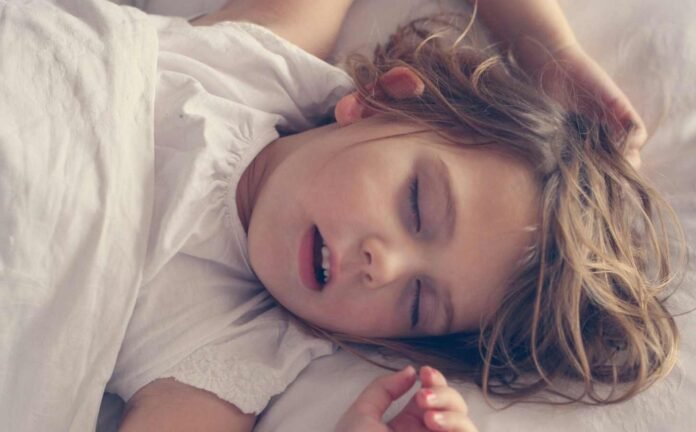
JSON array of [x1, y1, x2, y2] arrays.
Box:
[[334, 66, 424, 127], [563, 54, 647, 166], [622, 116, 647, 170], [334, 92, 377, 127], [625, 149, 642, 170], [599, 96, 647, 168], [347, 366, 417, 420], [420, 365, 447, 388], [572, 52, 647, 144], [378, 66, 425, 99], [596, 90, 643, 143], [417, 386, 468, 415], [424, 411, 480, 432]]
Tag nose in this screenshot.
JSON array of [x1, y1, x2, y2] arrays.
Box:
[[360, 236, 410, 289]]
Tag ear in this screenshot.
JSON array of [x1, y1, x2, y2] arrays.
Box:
[[334, 66, 425, 127]]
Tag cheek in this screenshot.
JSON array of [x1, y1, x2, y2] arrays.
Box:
[[309, 293, 399, 336], [307, 159, 397, 225]]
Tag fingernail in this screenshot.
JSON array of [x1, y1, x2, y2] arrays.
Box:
[[426, 366, 436, 379], [433, 412, 446, 427], [380, 66, 425, 99], [422, 389, 437, 404], [432, 367, 446, 382], [402, 365, 415, 376]]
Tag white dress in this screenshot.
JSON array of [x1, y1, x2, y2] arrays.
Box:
[[106, 16, 354, 414]]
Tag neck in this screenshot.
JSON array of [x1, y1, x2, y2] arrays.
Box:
[[236, 136, 291, 233], [236, 143, 270, 233]]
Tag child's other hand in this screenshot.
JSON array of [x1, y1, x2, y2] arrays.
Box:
[[335, 365, 479, 432], [392, 366, 479, 432], [520, 40, 647, 169]]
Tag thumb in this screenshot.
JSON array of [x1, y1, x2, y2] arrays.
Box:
[[347, 366, 417, 420]]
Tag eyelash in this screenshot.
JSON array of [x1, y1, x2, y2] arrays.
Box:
[[410, 279, 421, 328], [409, 176, 421, 232]]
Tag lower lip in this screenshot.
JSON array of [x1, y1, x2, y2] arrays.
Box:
[[299, 226, 322, 291]]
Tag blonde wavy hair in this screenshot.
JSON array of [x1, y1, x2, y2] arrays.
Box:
[[296, 8, 690, 406]]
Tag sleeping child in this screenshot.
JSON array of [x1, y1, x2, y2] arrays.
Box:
[[102, 0, 685, 431]]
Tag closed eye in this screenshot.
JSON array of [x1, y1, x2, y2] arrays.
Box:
[[409, 176, 421, 232], [410, 279, 421, 328]]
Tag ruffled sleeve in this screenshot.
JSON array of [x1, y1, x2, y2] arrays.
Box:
[[107, 253, 336, 415], [161, 313, 333, 414]]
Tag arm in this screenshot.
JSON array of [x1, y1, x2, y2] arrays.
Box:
[[118, 378, 255, 432], [469, 0, 576, 70], [190, 0, 355, 59]]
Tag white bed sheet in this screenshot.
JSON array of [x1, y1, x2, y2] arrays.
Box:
[[99, 0, 696, 431], [0, 1, 158, 431]]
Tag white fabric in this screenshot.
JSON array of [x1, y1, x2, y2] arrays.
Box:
[[0, 1, 157, 431], [105, 16, 354, 414]]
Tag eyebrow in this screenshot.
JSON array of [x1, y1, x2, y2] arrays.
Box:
[[433, 156, 456, 239]]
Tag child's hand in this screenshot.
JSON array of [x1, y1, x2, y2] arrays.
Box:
[[335, 365, 479, 432], [519, 40, 647, 169], [474, 0, 647, 169]]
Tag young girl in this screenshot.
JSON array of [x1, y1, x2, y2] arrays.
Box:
[[115, 1, 685, 431]]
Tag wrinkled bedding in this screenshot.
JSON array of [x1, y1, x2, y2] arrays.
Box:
[[0, 1, 157, 430]]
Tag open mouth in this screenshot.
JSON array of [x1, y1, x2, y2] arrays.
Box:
[[313, 227, 330, 287]]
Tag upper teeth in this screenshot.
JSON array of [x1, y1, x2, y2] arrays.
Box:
[[321, 244, 331, 281]]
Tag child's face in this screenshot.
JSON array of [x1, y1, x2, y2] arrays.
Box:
[[242, 117, 539, 337]]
